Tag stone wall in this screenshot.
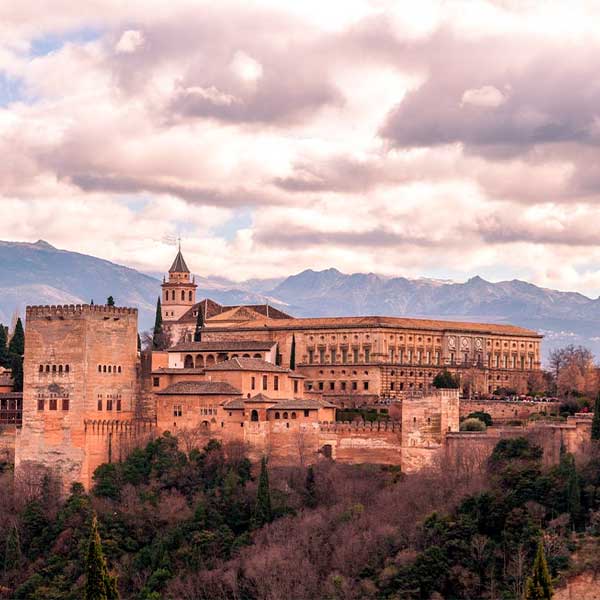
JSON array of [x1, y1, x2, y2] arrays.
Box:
[[460, 399, 561, 423]]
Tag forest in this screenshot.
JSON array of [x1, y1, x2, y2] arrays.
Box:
[[0, 431, 599, 599]]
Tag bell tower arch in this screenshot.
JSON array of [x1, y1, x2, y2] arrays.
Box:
[[161, 246, 197, 322]]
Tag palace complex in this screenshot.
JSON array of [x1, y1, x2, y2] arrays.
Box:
[[5, 247, 592, 492]]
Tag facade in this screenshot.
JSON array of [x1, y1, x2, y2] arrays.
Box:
[[15, 304, 154, 490]]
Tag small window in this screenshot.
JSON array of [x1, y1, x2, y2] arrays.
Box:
[[262, 375, 268, 391], [62, 398, 69, 411], [39, 364, 43, 372], [65, 364, 70, 373], [173, 405, 182, 417], [98, 365, 102, 372], [275, 411, 280, 419], [294, 380, 299, 393], [283, 412, 289, 419], [153, 377, 160, 387], [37, 398, 44, 411], [251, 410, 259, 422], [52, 365, 57, 373], [274, 376, 279, 391], [46, 365, 50, 373], [107, 398, 113, 411], [108, 365, 112, 373], [291, 412, 297, 419], [318, 382, 324, 391], [116, 398, 122, 412], [251, 376, 256, 390], [58, 365, 63, 373], [103, 365, 107, 373], [98, 398, 102, 410], [363, 381, 369, 391], [304, 409, 309, 417], [329, 382, 335, 391], [118, 366, 122, 373], [49, 398, 57, 410]]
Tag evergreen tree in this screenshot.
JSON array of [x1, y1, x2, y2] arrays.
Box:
[[290, 335, 296, 371], [106, 296, 115, 307], [10, 353, 23, 392], [137, 333, 142, 352], [592, 393, 600, 441], [0, 323, 9, 368], [194, 304, 203, 342], [152, 297, 163, 350], [84, 514, 119, 600], [524, 540, 553, 600], [8, 318, 24, 356], [565, 455, 581, 526], [253, 456, 272, 528], [432, 370, 459, 389], [304, 465, 317, 508], [4, 522, 21, 573]]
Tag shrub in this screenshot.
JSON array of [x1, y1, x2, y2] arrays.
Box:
[[432, 370, 459, 389], [460, 418, 486, 432], [466, 411, 492, 426]]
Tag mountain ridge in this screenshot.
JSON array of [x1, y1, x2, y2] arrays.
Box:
[[1, 239, 598, 361]]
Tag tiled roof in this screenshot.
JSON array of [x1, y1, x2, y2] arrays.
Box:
[[157, 381, 241, 395], [222, 398, 245, 409], [204, 315, 540, 337], [204, 357, 292, 373], [169, 249, 190, 273], [177, 299, 292, 324], [268, 398, 337, 410], [152, 368, 203, 374], [169, 340, 275, 353], [0, 392, 22, 399]]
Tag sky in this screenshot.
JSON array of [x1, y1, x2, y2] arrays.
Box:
[[2, 1, 600, 296]]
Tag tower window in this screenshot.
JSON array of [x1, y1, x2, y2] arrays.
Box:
[[116, 397, 122, 411], [181, 291, 185, 301], [39, 364, 43, 372], [262, 375, 268, 390], [37, 398, 44, 411], [189, 291, 192, 301], [274, 376, 279, 391], [65, 364, 70, 373], [49, 398, 57, 410], [62, 398, 69, 411], [106, 398, 113, 411]]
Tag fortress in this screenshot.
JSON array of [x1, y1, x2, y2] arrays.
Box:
[[8, 248, 592, 490]]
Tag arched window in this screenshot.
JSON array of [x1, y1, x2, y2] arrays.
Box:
[[251, 410, 259, 422], [242, 353, 250, 358], [58, 365, 63, 373], [117, 366, 121, 373], [39, 365, 43, 372], [172, 290, 175, 301], [108, 365, 112, 373], [283, 412, 289, 419], [165, 291, 168, 301], [275, 412, 280, 419], [291, 412, 297, 419], [195, 355, 204, 368], [206, 355, 215, 365], [46, 365, 50, 372], [253, 353, 262, 359], [184, 355, 194, 369], [98, 365, 102, 373], [103, 365, 107, 372], [181, 290, 185, 301], [65, 364, 70, 373], [188, 291, 192, 301], [52, 365, 56, 373]]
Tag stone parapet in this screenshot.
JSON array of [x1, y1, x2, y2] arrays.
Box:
[[26, 305, 137, 319], [319, 420, 401, 433]]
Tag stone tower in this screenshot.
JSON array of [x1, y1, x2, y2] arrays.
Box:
[[161, 246, 197, 323], [15, 304, 148, 490]]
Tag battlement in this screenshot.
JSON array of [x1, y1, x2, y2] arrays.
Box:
[[26, 304, 138, 320], [320, 420, 402, 433]]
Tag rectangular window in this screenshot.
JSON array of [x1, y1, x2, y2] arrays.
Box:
[[426, 351, 431, 364], [331, 350, 336, 363], [416, 350, 422, 364], [308, 349, 314, 363], [274, 376, 279, 391], [389, 348, 394, 361], [62, 398, 69, 411], [435, 351, 440, 365], [153, 377, 160, 387], [342, 349, 348, 362], [37, 398, 44, 411], [318, 381, 324, 391], [329, 381, 335, 391], [97, 398, 102, 410], [363, 381, 369, 391], [293, 380, 298, 394], [262, 375, 268, 390], [304, 409, 310, 417], [251, 376, 256, 390], [390, 381, 395, 391], [49, 398, 57, 410], [116, 398, 122, 411], [398, 349, 403, 363], [106, 398, 113, 411], [352, 381, 357, 390], [174, 405, 182, 417], [449, 352, 455, 364], [364, 347, 370, 362], [319, 348, 326, 363], [407, 350, 413, 363], [341, 381, 346, 391], [353, 348, 359, 363]]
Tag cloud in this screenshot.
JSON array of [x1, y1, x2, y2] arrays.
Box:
[[115, 29, 145, 53], [461, 85, 506, 108]]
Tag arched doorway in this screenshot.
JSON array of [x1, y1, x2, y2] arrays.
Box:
[[195, 354, 204, 368], [184, 355, 194, 369], [206, 354, 215, 365], [251, 410, 259, 422]]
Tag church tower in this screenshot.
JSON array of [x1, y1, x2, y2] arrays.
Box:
[[161, 246, 197, 322]]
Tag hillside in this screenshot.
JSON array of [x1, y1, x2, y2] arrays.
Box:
[[1, 240, 599, 360]]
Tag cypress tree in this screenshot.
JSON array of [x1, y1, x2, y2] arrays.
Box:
[[10, 353, 23, 392], [3, 522, 21, 573], [152, 297, 163, 350], [194, 304, 203, 342], [592, 393, 600, 441], [304, 465, 317, 508], [84, 514, 119, 600], [524, 540, 553, 600], [137, 333, 142, 352], [8, 318, 24, 357], [290, 335, 296, 371], [106, 296, 115, 307], [566, 455, 581, 526], [253, 456, 272, 528], [0, 323, 9, 368]]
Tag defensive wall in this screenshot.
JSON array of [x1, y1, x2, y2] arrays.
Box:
[[460, 399, 561, 423]]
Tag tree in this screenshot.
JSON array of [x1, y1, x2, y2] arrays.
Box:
[[432, 370, 459, 389], [467, 411, 493, 426], [8, 318, 24, 357], [10, 353, 23, 392], [194, 304, 203, 342], [524, 540, 553, 600], [253, 456, 272, 528], [592, 393, 600, 441], [137, 333, 141, 353], [84, 514, 119, 600], [0, 323, 9, 368], [290, 335, 296, 371], [106, 296, 115, 307], [4, 522, 21, 573], [304, 465, 317, 508], [152, 297, 164, 350], [460, 417, 486, 432]]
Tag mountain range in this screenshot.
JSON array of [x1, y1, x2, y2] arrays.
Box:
[[1, 239, 599, 363]]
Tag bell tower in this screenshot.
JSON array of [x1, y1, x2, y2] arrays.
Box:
[[161, 245, 197, 322]]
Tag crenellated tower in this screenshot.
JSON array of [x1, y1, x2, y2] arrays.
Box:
[[161, 246, 197, 323]]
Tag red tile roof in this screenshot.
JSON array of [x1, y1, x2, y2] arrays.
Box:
[[157, 381, 241, 395]]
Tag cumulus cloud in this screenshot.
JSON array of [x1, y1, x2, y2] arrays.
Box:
[[2, 1, 600, 293]]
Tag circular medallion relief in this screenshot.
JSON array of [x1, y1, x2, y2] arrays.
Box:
[[448, 336, 456, 349]]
